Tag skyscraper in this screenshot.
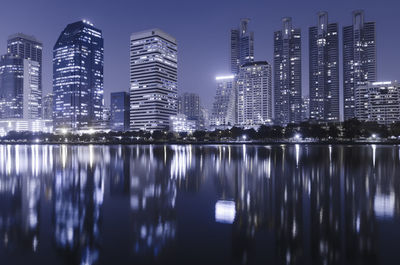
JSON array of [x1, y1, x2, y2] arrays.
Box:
[[130, 29, 178, 131], [237, 61, 272, 127], [42, 93, 53, 120], [231, 19, 254, 74], [7, 33, 43, 118], [178, 92, 201, 121], [110, 91, 130, 131], [343, 10, 376, 120], [0, 54, 40, 120], [53, 20, 104, 130], [309, 12, 339, 122], [211, 75, 236, 129], [274, 17, 302, 125]]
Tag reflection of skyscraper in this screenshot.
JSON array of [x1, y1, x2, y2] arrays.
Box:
[[53, 146, 104, 265], [53, 20, 104, 130], [309, 12, 339, 122], [231, 19, 254, 74], [274, 17, 302, 125], [343, 11, 376, 120]]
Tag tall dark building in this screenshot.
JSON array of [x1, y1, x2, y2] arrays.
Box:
[[53, 20, 104, 131], [7, 33, 43, 118], [178, 92, 201, 120], [309, 12, 339, 122], [343, 10, 376, 120], [110, 92, 130, 131], [274, 17, 302, 125], [231, 19, 254, 74]]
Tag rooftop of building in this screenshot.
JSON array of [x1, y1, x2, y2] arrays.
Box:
[[8, 33, 42, 45], [130, 29, 177, 44]]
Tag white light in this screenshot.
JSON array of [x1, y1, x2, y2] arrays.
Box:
[[215, 200, 236, 224], [294, 134, 301, 140], [216, 75, 235, 81], [372, 81, 392, 86], [372, 134, 377, 139], [242, 135, 247, 141]]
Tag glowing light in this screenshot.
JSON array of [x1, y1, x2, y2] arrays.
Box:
[[216, 75, 235, 81], [215, 200, 236, 224]]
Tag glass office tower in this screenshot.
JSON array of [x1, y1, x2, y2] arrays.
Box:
[[274, 17, 302, 125], [110, 91, 130, 132], [53, 20, 104, 130], [309, 12, 339, 122], [343, 10, 376, 120], [231, 19, 254, 74]]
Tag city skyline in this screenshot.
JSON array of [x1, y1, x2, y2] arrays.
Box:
[[0, 0, 399, 116]]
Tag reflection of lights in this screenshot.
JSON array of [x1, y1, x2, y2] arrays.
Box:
[[215, 200, 236, 224], [372, 144, 376, 167], [295, 144, 300, 166], [374, 193, 395, 218]]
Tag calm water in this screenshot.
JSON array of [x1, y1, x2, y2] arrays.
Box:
[[0, 144, 399, 265]]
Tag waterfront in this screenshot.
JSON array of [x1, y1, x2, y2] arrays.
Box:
[[0, 144, 399, 265]]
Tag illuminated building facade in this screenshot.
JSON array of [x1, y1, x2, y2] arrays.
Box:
[[0, 54, 40, 120], [211, 75, 236, 129], [309, 12, 339, 122], [53, 20, 104, 131], [169, 114, 197, 134], [274, 17, 302, 125], [231, 19, 254, 74], [355, 81, 400, 125], [7, 33, 43, 118], [110, 91, 130, 131], [237, 61, 272, 127], [129, 29, 178, 131], [343, 10, 376, 120]]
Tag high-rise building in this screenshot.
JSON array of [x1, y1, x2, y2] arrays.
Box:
[[343, 10, 376, 120], [110, 91, 130, 131], [7, 33, 43, 118], [0, 54, 40, 120], [130, 29, 178, 131], [211, 75, 236, 129], [301, 97, 310, 121], [42, 93, 53, 120], [178, 92, 201, 127], [355, 81, 400, 126], [274, 17, 302, 125], [309, 12, 339, 122], [53, 20, 104, 131], [237, 61, 272, 127], [231, 19, 254, 74]]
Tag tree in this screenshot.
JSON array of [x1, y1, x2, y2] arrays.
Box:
[[343, 118, 362, 140], [193, 130, 206, 141], [328, 124, 340, 139]]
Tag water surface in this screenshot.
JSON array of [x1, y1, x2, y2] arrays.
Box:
[[0, 144, 399, 265]]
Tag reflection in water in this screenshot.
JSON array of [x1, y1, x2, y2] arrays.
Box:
[[0, 144, 398, 264]]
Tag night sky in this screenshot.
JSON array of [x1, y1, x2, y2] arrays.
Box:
[[0, 0, 398, 111]]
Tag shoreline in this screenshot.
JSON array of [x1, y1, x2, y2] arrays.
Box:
[[0, 140, 399, 146]]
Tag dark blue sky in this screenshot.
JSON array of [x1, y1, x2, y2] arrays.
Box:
[[0, 0, 398, 109]]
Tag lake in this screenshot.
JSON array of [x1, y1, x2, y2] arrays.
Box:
[[0, 144, 399, 265]]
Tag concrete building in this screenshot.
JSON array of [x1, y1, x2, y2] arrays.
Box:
[[355, 81, 400, 125], [236, 61, 272, 128], [130, 29, 178, 131], [169, 114, 196, 134]]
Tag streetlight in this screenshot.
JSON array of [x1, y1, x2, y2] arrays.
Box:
[[294, 133, 301, 141], [242, 135, 247, 141]]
